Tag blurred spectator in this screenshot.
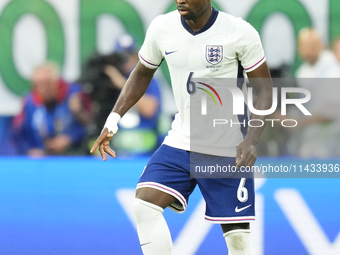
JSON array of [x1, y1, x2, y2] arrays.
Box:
[[0, 116, 17, 155], [286, 28, 340, 158], [296, 28, 338, 78], [9, 62, 91, 157], [332, 36, 340, 63], [328, 36, 340, 76], [78, 51, 127, 138], [105, 34, 162, 156], [79, 34, 162, 156]]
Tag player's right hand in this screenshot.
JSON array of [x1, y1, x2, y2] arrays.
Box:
[[90, 127, 116, 161]]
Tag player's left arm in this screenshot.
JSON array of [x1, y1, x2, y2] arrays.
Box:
[[236, 61, 273, 168]]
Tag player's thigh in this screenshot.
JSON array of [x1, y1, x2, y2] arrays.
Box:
[[221, 222, 250, 233], [136, 144, 196, 212], [136, 187, 177, 209]]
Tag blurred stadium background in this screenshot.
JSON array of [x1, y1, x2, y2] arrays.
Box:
[[0, 0, 339, 254]]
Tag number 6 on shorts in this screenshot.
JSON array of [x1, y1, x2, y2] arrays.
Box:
[[237, 178, 248, 202]]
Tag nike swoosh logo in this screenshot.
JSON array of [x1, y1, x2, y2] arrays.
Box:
[[165, 50, 177, 55], [141, 242, 151, 247], [235, 204, 252, 213]]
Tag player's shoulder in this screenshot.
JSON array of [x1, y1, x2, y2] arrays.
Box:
[[217, 11, 258, 34], [149, 10, 179, 29]]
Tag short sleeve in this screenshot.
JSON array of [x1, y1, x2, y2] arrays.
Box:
[[235, 19, 266, 73], [139, 16, 164, 69]]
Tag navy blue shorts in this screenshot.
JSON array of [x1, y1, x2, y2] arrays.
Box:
[[137, 144, 255, 224]]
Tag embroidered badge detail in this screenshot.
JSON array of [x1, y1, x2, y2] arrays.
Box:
[[206, 45, 223, 65]]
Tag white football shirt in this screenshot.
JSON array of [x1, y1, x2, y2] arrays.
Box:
[[139, 8, 266, 156]]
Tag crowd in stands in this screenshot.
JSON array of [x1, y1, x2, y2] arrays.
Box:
[[0, 61, 92, 156], [0, 29, 339, 158], [0, 34, 165, 157]]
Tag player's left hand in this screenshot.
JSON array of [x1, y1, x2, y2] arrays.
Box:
[[90, 128, 116, 161], [236, 140, 257, 169]]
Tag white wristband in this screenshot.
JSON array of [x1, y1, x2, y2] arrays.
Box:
[[104, 112, 121, 134]]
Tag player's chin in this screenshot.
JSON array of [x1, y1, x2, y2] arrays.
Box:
[[179, 12, 193, 20]]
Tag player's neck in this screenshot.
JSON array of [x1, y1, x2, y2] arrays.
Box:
[[185, 7, 213, 32]]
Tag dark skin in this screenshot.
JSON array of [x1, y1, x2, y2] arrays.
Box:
[[177, 0, 212, 32], [91, 0, 273, 234]]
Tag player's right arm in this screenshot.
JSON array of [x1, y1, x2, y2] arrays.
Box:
[[90, 62, 157, 160], [112, 61, 157, 117]]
